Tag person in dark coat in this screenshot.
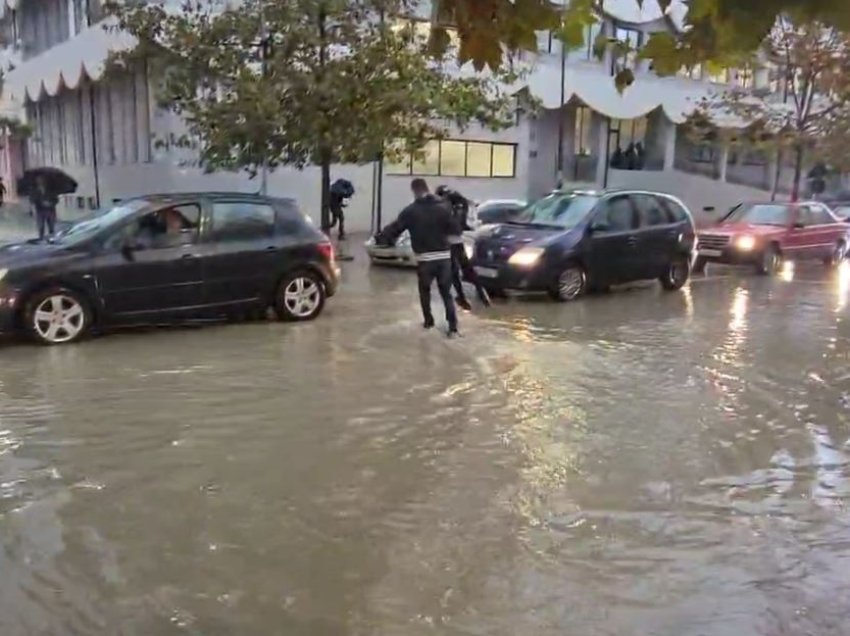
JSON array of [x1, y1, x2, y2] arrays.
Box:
[[0, 178, 6, 208], [436, 185, 490, 309], [624, 143, 637, 170], [31, 176, 59, 240], [328, 178, 354, 240], [380, 179, 460, 336]]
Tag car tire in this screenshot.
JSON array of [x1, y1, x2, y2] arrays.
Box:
[[274, 270, 326, 321], [482, 284, 507, 299], [549, 264, 586, 302], [824, 240, 847, 269], [660, 257, 690, 291], [756, 244, 781, 276], [692, 255, 708, 275], [23, 286, 92, 345]]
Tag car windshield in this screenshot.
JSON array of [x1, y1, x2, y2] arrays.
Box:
[[514, 193, 599, 228], [724, 203, 791, 226], [54, 200, 150, 244]]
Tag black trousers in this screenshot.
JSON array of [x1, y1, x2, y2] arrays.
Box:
[[36, 208, 56, 240], [329, 205, 345, 239], [417, 259, 458, 330], [450, 243, 487, 303]]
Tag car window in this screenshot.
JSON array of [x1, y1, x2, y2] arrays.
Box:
[[104, 203, 201, 251], [593, 196, 637, 233], [659, 197, 689, 223], [516, 193, 599, 228], [633, 194, 670, 227], [212, 202, 276, 241], [274, 199, 308, 234], [806, 204, 834, 225], [833, 205, 850, 220], [725, 203, 791, 226]]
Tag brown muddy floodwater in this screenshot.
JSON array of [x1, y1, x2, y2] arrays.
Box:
[[2, 249, 850, 635]]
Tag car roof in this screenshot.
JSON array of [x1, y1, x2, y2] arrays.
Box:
[[123, 192, 298, 205]]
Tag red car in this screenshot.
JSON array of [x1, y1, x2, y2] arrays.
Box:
[[695, 202, 850, 275]]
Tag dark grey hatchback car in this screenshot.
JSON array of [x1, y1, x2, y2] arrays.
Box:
[[0, 193, 339, 344]]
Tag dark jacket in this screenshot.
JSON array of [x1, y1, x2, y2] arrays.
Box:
[[444, 190, 472, 233], [381, 194, 459, 261], [31, 188, 58, 213]]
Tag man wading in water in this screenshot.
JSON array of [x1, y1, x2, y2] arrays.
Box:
[[379, 178, 460, 337]]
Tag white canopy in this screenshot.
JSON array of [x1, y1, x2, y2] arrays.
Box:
[[526, 57, 713, 123], [3, 18, 137, 103]]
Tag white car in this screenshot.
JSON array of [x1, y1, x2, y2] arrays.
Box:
[[365, 199, 524, 267]]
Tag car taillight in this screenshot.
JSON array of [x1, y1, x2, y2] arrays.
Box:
[[318, 241, 335, 263]]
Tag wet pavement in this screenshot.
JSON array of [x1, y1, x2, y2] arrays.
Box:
[[2, 241, 850, 635]]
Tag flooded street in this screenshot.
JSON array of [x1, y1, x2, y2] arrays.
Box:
[[3, 250, 850, 635]]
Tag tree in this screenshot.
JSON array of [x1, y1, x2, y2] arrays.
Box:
[[435, 0, 850, 74], [109, 0, 517, 230], [696, 19, 850, 201]]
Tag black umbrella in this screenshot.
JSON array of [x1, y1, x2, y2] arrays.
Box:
[[330, 178, 354, 198], [17, 167, 78, 197]]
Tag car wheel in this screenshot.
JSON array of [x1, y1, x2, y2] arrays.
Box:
[[660, 257, 690, 291], [824, 240, 847, 269], [275, 271, 326, 321], [756, 245, 781, 276], [24, 287, 92, 345], [693, 255, 708, 275], [549, 264, 586, 302]]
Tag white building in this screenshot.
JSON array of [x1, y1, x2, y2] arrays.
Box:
[[0, 0, 811, 230]]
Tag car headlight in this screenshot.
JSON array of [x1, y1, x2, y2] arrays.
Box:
[[735, 235, 756, 251], [464, 241, 474, 259], [508, 247, 545, 267]]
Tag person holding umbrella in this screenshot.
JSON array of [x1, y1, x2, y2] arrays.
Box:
[[31, 176, 59, 240], [17, 167, 78, 241]]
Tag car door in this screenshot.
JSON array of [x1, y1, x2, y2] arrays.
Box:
[[586, 194, 641, 284], [91, 201, 205, 320], [201, 199, 280, 307], [803, 203, 845, 260], [632, 193, 678, 278]]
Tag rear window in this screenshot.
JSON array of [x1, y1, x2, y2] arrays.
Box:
[[274, 199, 310, 234], [211, 202, 276, 241]]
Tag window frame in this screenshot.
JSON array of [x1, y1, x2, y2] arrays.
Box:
[[592, 195, 639, 233]]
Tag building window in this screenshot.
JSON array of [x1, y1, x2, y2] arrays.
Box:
[[611, 117, 648, 149], [612, 25, 642, 73], [690, 143, 715, 163], [707, 67, 730, 84], [574, 106, 592, 156], [735, 66, 754, 89], [388, 139, 517, 178], [583, 22, 602, 60]]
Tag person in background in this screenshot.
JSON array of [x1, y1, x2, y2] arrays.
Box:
[[328, 179, 354, 240], [31, 176, 59, 241], [635, 142, 646, 170], [0, 178, 6, 208], [380, 178, 460, 336], [435, 185, 491, 310]]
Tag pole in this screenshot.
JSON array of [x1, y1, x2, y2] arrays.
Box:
[[556, 35, 567, 187], [376, 152, 384, 229], [603, 117, 612, 189], [259, 13, 269, 195], [89, 84, 101, 208]]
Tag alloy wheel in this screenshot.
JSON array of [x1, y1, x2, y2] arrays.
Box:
[[33, 294, 86, 344], [558, 268, 584, 301], [284, 277, 321, 318]]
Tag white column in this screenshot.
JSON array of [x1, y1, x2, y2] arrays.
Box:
[[717, 143, 729, 182], [595, 114, 609, 186], [663, 120, 677, 171]]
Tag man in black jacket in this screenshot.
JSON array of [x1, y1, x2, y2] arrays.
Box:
[[380, 179, 459, 336], [436, 185, 491, 309]]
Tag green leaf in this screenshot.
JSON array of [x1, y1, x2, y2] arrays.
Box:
[[615, 68, 635, 93]]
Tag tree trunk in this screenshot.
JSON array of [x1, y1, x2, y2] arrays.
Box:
[[791, 144, 805, 203], [320, 152, 331, 233], [771, 148, 783, 202]]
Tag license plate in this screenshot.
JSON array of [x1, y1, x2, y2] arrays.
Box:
[[699, 249, 722, 257], [474, 266, 499, 278]]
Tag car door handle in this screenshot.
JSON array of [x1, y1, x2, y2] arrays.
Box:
[[181, 253, 197, 260], [266, 246, 277, 252], [626, 236, 638, 246]]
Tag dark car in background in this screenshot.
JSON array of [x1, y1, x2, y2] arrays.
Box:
[[0, 193, 339, 344], [696, 201, 850, 275], [470, 189, 696, 301], [475, 199, 527, 225]]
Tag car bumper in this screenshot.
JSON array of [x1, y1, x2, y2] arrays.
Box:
[[697, 246, 761, 265], [471, 260, 553, 291], [365, 242, 418, 267]]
